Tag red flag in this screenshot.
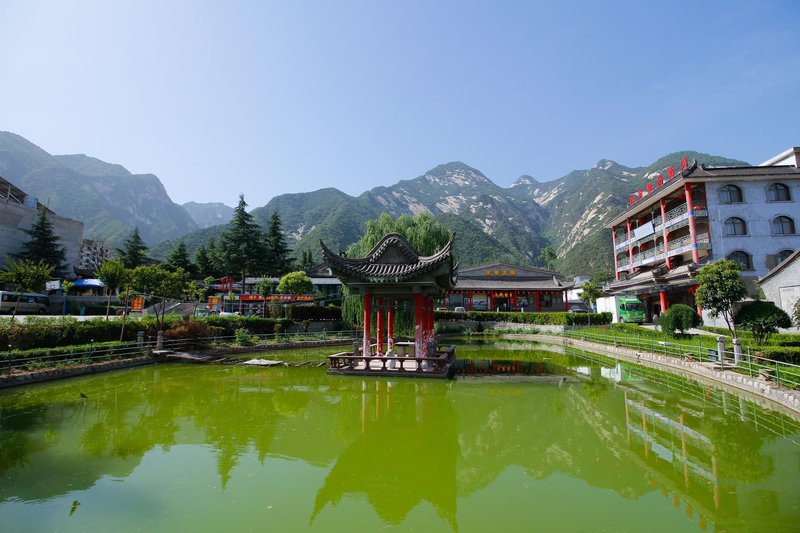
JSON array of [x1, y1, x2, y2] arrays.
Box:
[[646, 183, 653, 193], [680, 156, 688, 170], [667, 166, 675, 178], [657, 175, 664, 186]]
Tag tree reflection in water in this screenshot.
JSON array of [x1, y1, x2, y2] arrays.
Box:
[[0, 345, 798, 531]]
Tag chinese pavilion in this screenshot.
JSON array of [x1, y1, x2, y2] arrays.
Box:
[[321, 233, 458, 378]]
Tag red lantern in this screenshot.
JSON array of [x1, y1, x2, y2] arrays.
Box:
[[657, 175, 664, 187], [646, 183, 653, 193]]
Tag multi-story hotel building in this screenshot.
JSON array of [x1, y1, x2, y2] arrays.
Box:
[[605, 147, 800, 321]]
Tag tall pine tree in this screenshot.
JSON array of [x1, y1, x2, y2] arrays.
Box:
[[220, 195, 265, 280], [16, 208, 67, 276], [265, 211, 292, 276], [116, 227, 149, 268]]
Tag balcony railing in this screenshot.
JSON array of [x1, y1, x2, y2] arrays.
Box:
[[617, 232, 711, 271]]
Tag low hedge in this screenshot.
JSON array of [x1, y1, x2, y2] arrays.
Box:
[[434, 310, 612, 326], [753, 346, 800, 365], [198, 315, 294, 336]]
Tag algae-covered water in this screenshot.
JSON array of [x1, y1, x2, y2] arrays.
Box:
[[1, 340, 799, 531]]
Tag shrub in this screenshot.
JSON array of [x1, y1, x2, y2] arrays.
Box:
[[659, 304, 702, 337], [234, 328, 253, 345], [735, 301, 792, 346], [753, 346, 800, 365]]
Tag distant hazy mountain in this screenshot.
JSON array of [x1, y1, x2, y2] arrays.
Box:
[[182, 201, 234, 228], [0, 132, 198, 249]]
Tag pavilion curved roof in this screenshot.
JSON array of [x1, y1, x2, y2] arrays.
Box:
[[320, 233, 457, 290]]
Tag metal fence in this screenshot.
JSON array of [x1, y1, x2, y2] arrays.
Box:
[[2, 330, 360, 375], [563, 328, 800, 390]]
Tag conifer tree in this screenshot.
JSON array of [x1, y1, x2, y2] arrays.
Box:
[[220, 195, 265, 280], [17, 207, 66, 276], [165, 240, 196, 277], [265, 211, 292, 276], [116, 227, 149, 268]]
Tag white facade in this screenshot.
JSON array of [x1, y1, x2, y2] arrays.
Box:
[[705, 178, 800, 277]]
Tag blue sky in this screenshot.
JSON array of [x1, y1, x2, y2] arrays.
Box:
[[1, 0, 798, 206]]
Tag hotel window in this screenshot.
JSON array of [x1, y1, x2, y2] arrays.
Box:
[[777, 249, 794, 264], [719, 184, 743, 204], [771, 216, 796, 235], [723, 217, 747, 236], [727, 251, 753, 270], [767, 183, 791, 202]]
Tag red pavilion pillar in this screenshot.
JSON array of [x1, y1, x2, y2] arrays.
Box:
[[363, 292, 371, 356], [387, 300, 394, 352], [415, 293, 423, 357], [376, 297, 384, 355]]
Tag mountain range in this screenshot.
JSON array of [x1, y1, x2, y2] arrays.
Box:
[[0, 131, 748, 276]]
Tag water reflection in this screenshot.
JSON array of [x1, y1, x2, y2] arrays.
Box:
[[0, 344, 798, 531]]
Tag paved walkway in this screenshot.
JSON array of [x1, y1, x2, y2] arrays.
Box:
[[529, 334, 800, 416]]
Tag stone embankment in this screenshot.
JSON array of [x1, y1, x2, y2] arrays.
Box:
[[0, 356, 154, 389], [530, 334, 800, 416]]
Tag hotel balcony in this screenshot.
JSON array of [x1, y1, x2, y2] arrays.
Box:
[[614, 203, 708, 252], [615, 232, 710, 273]]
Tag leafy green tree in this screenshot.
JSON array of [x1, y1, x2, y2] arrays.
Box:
[[659, 304, 702, 337], [219, 195, 265, 283], [165, 240, 196, 277], [735, 301, 792, 346], [16, 207, 67, 275], [277, 271, 313, 296], [539, 246, 557, 271], [265, 211, 293, 276], [131, 265, 189, 330], [578, 280, 603, 311], [61, 280, 74, 315], [116, 227, 149, 268], [96, 259, 129, 320], [0, 258, 54, 322], [694, 259, 748, 338]]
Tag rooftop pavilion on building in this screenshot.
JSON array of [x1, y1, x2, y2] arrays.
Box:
[[605, 147, 800, 322]]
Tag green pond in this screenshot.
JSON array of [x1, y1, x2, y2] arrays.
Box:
[[1, 340, 799, 532]]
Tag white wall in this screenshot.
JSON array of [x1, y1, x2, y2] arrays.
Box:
[[705, 178, 800, 277], [0, 201, 84, 277]]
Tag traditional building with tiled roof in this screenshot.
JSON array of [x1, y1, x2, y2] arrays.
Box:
[[442, 262, 573, 312], [605, 147, 800, 322]]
